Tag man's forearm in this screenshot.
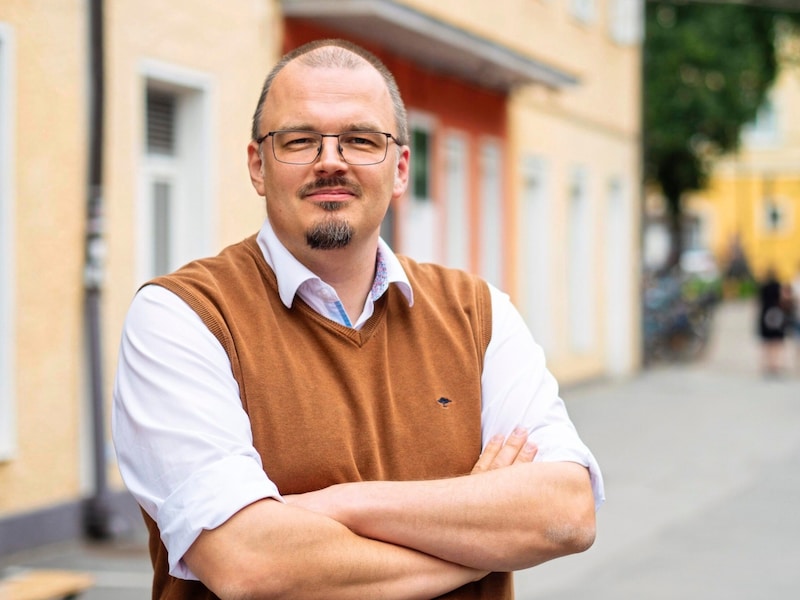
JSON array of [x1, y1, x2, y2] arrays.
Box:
[[184, 498, 485, 600], [288, 461, 596, 572]]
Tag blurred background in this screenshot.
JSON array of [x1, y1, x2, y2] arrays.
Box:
[[0, 0, 798, 598]]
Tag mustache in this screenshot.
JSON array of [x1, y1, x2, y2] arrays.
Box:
[[298, 176, 362, 198]]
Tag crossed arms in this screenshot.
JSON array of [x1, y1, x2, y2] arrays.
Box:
[[114, 284, 601, 599], [184, 430, 596, 600]]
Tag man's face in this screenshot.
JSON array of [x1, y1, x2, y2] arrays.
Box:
[[247, 59, 409, 261]]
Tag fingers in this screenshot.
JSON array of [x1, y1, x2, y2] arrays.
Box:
[[492, 427, 536, 469], [517, 440, 538, 463], [471, 434, 504, 474], [471, 427, 538, 474]]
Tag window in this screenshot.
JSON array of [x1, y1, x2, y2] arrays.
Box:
[[610, 0, 644, 45], [138, 62, 213, 284], [0, 23, 16, 460], [567, 165, 594, 353], [444, 133, 469, 271], [742, 97, 780, 147], [762, 197, 791, 235], [479, 140, 504, 288], [401, 115, 437, 263], [145, 88, 177, 277], [605, 176, 634, 375], [410, 125, 432, 203], [520, 155, 552, 352], [571, 0, 596, 24]]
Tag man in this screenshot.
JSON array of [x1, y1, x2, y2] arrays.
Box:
[[113, 39, 604, 599]]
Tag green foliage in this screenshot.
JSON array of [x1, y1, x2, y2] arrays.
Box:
[[681, 272, 722, 302], [644, 1, 794, 214]]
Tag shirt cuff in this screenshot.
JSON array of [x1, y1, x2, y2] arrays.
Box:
[[158, 454, 282, 579], [532, 428, 606, 511]]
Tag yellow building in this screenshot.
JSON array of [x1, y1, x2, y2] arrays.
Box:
[[0, 0, 275, 555], [0, 0, 643, 556], [685, 26, 800, 284]]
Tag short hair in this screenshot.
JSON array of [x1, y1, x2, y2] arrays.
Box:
[[250, 39, 408, 146]]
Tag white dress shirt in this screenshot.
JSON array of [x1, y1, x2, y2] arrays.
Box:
[[112, 217, 605, 579]]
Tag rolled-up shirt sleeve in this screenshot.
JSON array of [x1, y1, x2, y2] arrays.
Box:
[[112, 285, 281, 580], [481, 284, 605, 510]]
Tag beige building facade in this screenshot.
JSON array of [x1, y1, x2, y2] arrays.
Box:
[[0, 0, 642, 555]]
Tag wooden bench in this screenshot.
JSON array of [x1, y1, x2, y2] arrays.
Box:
[[0, 569, 94, 600]]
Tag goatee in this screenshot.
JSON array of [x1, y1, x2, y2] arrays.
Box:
[[306, 215, 353, 250], [300, 178, 359, 250]]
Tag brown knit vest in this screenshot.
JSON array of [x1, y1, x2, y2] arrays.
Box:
[[140, 235, 513, 599]]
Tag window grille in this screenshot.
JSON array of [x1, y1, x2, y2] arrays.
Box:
[[146, 89, 176, 155]]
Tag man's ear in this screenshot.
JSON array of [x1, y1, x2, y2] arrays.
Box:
[[392, 145, 410, 200], [247, 141, 266, 196]]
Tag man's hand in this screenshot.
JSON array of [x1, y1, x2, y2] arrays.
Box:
[[288, 428, 538, 517], [471, 427, 538, 474], [283, 427, 595, 574]]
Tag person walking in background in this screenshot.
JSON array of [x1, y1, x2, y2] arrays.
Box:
[[757, 267, 790, 376], [112, 39, 603, 599]]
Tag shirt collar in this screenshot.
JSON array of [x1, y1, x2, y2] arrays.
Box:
[[255, 217, 414, 309]]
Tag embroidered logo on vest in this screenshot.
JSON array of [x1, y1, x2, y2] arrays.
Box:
[[437, 397, 452, 408]]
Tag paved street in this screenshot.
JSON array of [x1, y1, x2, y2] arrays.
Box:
[[516, 299, 800, 599], [1, 299, 798, 599]]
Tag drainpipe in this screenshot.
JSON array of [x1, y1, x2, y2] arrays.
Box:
[[83, 0, 112, 539]]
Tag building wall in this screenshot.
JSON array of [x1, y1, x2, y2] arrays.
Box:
[[414, 0, 643, 380], [286, 1, 643, 382], [284, 19, 509, 279], [103, 0, 277, 350], [512, 94, 641, 380], [0, 0, 278, 523], [1, 0, 642, 550], [0, 0, 88, 515], [510, 6, 641, 380]]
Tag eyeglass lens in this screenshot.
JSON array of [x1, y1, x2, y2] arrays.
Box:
[[271, 131, 390, 165]]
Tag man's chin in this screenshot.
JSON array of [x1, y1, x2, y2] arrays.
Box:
[[306, 219, 353, 250]]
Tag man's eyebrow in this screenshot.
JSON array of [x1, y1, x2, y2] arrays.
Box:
[[273, 123, 314, 131], [344, 123, 385, 132]]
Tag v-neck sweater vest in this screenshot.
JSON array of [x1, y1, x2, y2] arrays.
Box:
[[140, 235, 512, 599]]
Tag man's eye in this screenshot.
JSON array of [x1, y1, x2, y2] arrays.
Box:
[[342, 134, 378, 147], [285, 136, 317, 146]]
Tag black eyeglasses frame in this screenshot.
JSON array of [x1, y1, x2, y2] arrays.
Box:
[[255, 130, 401, 166]]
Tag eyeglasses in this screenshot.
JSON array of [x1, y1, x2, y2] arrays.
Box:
[[256, 130, 401, 165]]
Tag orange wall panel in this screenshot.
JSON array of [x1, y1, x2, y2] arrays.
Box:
[[284, 20, 509, 274]]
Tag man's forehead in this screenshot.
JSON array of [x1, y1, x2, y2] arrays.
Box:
[[268, 60, 390, 108], [279, 57, 379, 86]]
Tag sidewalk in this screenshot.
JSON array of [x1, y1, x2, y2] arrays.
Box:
[[2, 300, 797, 599], [0, 537, 151, 599], [515, 299, 800, 599]]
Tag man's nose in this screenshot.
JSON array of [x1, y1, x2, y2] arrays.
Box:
[[314, 136, 348, 172]]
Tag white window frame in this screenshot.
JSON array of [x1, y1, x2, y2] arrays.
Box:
[[519, 155, 552, 353], [0, 22, 17, 461], [444, 132, 470, 271], [571, 0, 597, 24], [610, 0, 644, 45], [136, 60, 214, 285], [605, 175, 634, 375], [567, 165, 595, 353], [401, 112, 438, 263], [478, 139, 504, 288]]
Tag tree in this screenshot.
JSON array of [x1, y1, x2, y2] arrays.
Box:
[[643, 1, 799, 269]]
